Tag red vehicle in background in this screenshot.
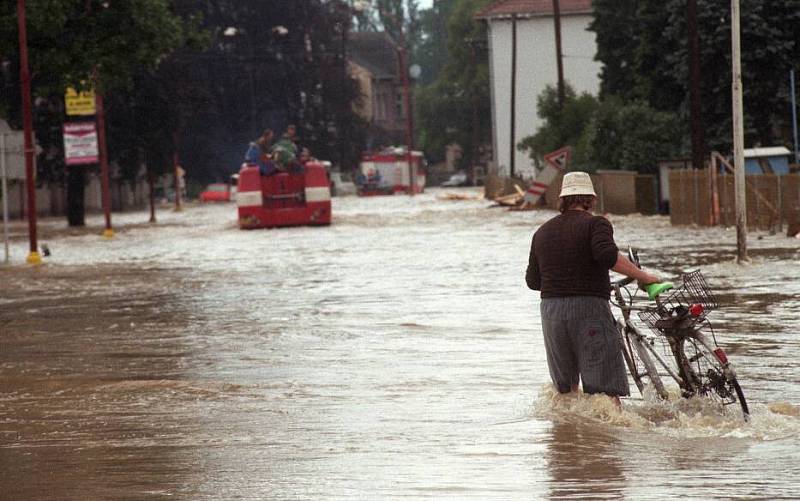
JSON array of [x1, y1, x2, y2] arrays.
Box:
[[199, 183, 232, 202], [236, 161, 331, 229], [357, 147, 426, 196]]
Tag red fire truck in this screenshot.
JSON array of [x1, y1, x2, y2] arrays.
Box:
[[357, 147, 426, 196], [236, 161, 332, 229]]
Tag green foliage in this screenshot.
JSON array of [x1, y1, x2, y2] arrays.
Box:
[[1, 0, 368, 192], [517, 85, 598, 169], [602, 101, 684, 173], [375, 0, 420, 50], [0, 0, 189, 95], [415, 0, 492, 166], [415, 0, 457, 85], [591, 0, 800, 153], [518, 84, 683, 174]]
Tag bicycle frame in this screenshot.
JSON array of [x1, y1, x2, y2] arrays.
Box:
[[613, 283, 742, 405], [609, 249, 748, 419]]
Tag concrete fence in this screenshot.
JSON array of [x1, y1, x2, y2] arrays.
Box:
[[540, 170, 657, 215], [1, 173, 150, 219]]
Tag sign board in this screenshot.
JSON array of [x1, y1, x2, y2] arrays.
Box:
[[524, 146, 572, 205], [65, 87, 96, 116], [63, 122, 99, 165], [543, 146, 572, 171], [0, 130, 28, 180]]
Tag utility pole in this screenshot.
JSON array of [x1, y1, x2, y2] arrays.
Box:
[[688, 0, 706, 170], [510, 14, 517, 178], [791, 69, 799, 164], [731, 0, 748, 263], [16, 0, 41, 265], [1, 134, 10, 264], [552, 0, 565, 108]]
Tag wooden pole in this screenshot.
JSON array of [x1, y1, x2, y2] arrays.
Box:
[[731, 0, 748, 262], [688, 0, 706, 170], [509, 14, 517, 178], [1, 133, 10, 264], [552, 0, 565, 108], [791, 69, 799, 164]]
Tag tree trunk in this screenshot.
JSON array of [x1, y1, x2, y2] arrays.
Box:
[[66, 168, 86, 226], [148, 174, 156, 223]]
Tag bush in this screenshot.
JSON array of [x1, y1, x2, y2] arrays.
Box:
[[518, 84, 685, 174]]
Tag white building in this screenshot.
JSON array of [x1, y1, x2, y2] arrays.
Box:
[[476, 0, 600, 178]]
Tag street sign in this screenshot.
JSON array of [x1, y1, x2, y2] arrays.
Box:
[[524, 146, 572, 205], [65, 87, 96, 116], [63, 122, 99, 165], [543, 146, 572, 171]]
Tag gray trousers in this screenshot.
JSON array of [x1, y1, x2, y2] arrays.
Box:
[[540, 296, 630, 397]]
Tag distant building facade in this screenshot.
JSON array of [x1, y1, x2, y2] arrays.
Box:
[[347, 32, 411, 149], [476, 0, 601, 178]]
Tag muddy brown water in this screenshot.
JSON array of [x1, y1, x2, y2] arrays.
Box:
[[1, 189, 799, 499]]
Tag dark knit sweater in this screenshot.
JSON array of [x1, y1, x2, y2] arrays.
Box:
[[526, 210, 619, 299]]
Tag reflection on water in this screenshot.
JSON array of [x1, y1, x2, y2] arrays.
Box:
[[544, 421, 624, 500], [1, 190, 799, 499]]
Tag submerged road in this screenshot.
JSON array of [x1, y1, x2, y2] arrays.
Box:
[[2, 188, 799, 499]]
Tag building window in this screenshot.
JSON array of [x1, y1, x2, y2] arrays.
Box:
[[396, 92, 404, 119]]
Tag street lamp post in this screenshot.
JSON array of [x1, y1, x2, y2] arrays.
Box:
[[16, 0, 41, 264], [398, 44, 415, 196]]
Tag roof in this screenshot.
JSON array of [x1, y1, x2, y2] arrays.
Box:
[[475, 0, 592, 20], [346, 32, 399, 80], [743, 146, 792, 158]]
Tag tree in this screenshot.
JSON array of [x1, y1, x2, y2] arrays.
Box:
[[415, 0, 492, 167], [591, 0, 800, 154], [163, 0, 367, 176], [517, 84, 599, 170], [0, 0, 195, 225], [1, 0, 368, 226], [415, 0, 457, 86]]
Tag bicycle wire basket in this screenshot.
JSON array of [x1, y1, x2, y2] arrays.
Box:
[[638, 270, 718, 335]]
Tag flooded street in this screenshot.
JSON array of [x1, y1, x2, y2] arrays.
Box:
[[2, 189, 799, 499]]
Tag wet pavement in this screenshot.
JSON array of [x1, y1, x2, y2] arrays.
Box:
[[1, 189, 799, 499]]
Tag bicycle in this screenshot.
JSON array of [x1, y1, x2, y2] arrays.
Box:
[[611, 248, 750, 420]]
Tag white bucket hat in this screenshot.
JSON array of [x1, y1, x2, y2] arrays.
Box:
[[559, 171, 596, 197]]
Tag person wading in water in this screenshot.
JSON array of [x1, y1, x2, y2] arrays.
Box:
[[526, 171, 659, 406]]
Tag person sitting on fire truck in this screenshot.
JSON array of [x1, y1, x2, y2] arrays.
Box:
[[271, 125, 305, 174], [245, 129, 278, 176]]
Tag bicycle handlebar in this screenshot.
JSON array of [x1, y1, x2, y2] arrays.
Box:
[[611, 246, 674, 300]]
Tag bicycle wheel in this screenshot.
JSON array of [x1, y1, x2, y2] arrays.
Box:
[[678, 333, 750, 419], [620, 324, 668, 401]]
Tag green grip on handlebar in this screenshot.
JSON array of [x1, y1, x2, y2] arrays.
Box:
[[646, 282, 674, 300]]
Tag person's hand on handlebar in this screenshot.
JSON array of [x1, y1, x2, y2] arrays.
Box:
[[611, 252, 660, 287], [637, 271, 660, 287]]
